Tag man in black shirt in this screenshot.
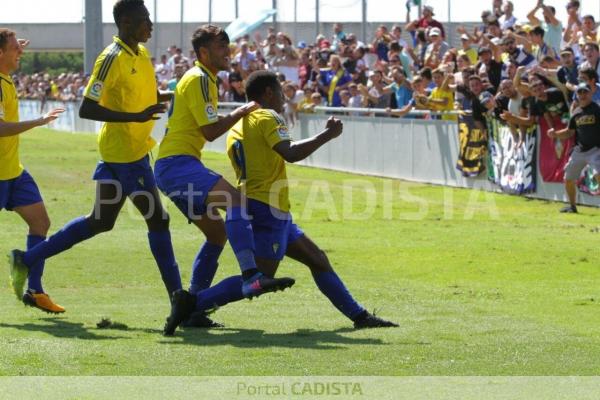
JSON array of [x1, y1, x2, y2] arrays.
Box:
[[529, 79, 570, 128], [460, 75, 495, 132], [557, 47, 579, 95], [475, 47, 504, 91], [549, 82, 600, 213]]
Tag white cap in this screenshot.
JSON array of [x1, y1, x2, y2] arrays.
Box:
[[429, 27, 441, 37], [460, 34, 470, 41]]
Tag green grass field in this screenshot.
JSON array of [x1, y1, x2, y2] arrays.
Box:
[[2, 128, 600, 377]]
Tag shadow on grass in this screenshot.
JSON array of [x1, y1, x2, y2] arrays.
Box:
[[159, 327, 393, 349], [0, 318, 130, 340]]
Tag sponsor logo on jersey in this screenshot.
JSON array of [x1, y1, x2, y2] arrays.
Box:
[[90, 81, 104, 99], [206, 104, 217, 120], [278, 126, 290, 139]]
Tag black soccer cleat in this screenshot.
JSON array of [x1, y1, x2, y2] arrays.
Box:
[[182, 311, 224, 329], [559, 205, 578, 214], [353, 311, 398, 329], [242, 272, 295, 299], [163, 289, 196, 336]]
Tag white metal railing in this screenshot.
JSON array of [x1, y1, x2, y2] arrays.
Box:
[[17, 99, 600, 208]]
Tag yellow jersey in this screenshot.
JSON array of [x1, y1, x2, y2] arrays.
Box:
[[429, 86, 456, 121], [227, 109, 291, 212], [83, 36, 157, 163], [0, 72, 22, 180], [457, 47, 478, 65], [158, 61, 219, 161]]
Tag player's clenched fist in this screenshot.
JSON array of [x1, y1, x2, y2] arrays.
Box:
[[324, 116, 343, 138]]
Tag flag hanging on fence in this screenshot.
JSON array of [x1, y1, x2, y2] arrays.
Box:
[[456, 115, 488, 177], [538, 116, 574, 182], [486, 117, 537, 194], [577, 166, 600, 195]]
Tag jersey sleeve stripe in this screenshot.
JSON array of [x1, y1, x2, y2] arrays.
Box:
[[97, 44, 120, 82], [96, 45, 117, 80], [269, 109, 287, 126], [200, 76, 209, 103]]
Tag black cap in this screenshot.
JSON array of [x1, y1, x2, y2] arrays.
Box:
[[479, 91, 494, 104], [576, 82, 591, 92]]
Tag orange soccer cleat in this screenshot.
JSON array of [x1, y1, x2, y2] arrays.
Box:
[[22, 290, 65, 314]]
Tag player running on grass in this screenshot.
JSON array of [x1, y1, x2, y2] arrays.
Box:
[[163, 71, 397, 335], [8, 0, 183, 312], [154, 24, 295, 320], [0, 30, 65, 312]]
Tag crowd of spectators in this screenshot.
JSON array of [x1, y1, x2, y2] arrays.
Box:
[[13, 0, 600, 130], [14, 71, 88, 102]]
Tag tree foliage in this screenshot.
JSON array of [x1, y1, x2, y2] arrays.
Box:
[[19, 52, 84, 75]]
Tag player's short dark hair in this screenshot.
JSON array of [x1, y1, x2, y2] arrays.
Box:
[[0, 29, 16, 51], [228, 72, 242, 83], [113, 0, 146, 25], [419, 67, 432, 81], [245, 70, 280, 102], [531, 26, 545, 37], [580, 67, 599, 83], [191, 25, 229, 55]]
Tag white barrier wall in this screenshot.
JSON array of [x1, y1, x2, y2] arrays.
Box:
[[20, 100, 600, 207]]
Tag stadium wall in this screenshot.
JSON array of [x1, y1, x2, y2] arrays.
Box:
[[19, 100, 600, 208]]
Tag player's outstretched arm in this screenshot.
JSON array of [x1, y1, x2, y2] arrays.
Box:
[[0, 108, 65, 138], [79, 97, 167, 123], [200, 101, 259, 142], [273, 116, 342, 163]]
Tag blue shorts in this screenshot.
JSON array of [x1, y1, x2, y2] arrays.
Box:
[[248, 198, 304, 260], [92, 155, 157, 196], [0, 170, 43, 211], [154, 155, 222, 221]]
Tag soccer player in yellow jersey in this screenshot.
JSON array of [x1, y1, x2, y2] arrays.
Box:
[[158, 26, 295, 335], [165, 71, 397, 333], [9, 0, 183, 311], [0, 29, 65, 313]]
